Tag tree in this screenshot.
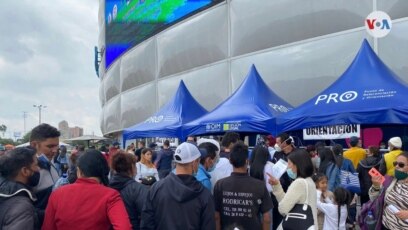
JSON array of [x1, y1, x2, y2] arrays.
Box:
[[22, 131, 31, 143], [0, 124, 6, 137]]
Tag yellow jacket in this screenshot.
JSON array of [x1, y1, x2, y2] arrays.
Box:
[[344, 147, 366, 169], [383, 149, 403, 176]]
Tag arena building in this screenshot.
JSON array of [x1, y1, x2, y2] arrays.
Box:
[[98, 0, 408, 141]]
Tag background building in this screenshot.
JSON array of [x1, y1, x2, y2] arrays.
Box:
[[98, 0, 408, 141], [58, 120, 84, 140]]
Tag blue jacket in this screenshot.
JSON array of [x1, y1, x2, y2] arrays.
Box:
[[338, 157, 356, 173], [326, 163, 340, 192], [195, 164, 211, 191]]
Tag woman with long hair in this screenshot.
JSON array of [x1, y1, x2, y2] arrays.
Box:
[[267, 149, 318, 229], [318, 148, 340, 192], [110, 152, 148, 230], [250, 145, 274, 193], [135, 148, 159, 183]]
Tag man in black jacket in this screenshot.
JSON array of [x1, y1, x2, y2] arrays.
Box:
[[155, 140, 174, 179], [141, 142, 215, 230], [0, 147, 40, 229]]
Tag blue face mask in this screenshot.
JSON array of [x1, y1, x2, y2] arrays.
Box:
[[207, 164, 216, 172], [207, 157, 219, 172], [287, 168, 297, 179]]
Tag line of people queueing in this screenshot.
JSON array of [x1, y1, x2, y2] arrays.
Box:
[[1, 123, 408, 230]]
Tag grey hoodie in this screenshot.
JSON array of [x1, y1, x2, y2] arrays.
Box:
[[0, 177, 38, 230]]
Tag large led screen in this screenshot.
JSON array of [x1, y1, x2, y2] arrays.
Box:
[[105, 0, 223, 70]]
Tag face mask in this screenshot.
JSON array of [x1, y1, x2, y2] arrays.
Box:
[[192, 162, 198, 177], [287, 168, 297, 179], [28, 171, 40, 187], [275, 137, 292, 152], [207, 157, 219, 172], [274, 143, 282, 152], [395, 169, 408, 180], [207, 162, 216, 172]]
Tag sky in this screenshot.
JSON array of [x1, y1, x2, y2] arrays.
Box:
[[0, 0, 101, 139]]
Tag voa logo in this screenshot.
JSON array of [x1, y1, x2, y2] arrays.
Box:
[[315, 91, 358, 105], [365, 11, 392, 38]]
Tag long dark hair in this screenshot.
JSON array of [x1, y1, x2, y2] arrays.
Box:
[[333, 187, 351, 228], [318, 148, 337, 174], [288, 149, 314, 178], [249, 146, 269, 181], [332, 144, 344, 168]]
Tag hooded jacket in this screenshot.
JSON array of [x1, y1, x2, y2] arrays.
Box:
[[195, 164, 211, 191], [140, 173, 215, 230], [155, 148, 174, 171], [357, 156, 381, 195], [0, 176, 38, 230], [109, 174, 149, 230]]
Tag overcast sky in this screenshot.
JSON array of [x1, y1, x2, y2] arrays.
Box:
[[0, 0, 101, 139]]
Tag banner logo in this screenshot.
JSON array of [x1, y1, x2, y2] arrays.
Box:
[[223, 123, 241, 131], [144, 115, 164, 123], [365, 11, 392, 38], [206, 123, 221, 132], [315, 91, 358, 105], [269, 104, 292, 112]]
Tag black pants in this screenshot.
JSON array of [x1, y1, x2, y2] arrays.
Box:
[[270, 192, 282, 230]]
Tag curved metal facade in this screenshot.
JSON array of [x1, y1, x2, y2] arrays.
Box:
[[98, 0, 408, 136]]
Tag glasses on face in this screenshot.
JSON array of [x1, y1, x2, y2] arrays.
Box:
[[393, 161, 406, 168]]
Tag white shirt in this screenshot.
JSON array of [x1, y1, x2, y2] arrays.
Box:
[[316, 190, 347, 230], [208, 158, 233, 193], [135, 162, 159, 182], [264, 161, 274, 192]]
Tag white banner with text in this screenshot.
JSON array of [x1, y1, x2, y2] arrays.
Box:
[[303, 124, 360, 140]]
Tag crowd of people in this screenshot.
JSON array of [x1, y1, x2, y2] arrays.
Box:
[[1, 123, 408, 230]]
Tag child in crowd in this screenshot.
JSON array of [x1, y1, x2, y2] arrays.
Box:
[[313, 173, 333, 230], [316, 187, 350, 230]]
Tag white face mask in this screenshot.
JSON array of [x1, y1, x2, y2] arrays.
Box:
[[275, 137, 292, 152], [274, 143, 281, 152]]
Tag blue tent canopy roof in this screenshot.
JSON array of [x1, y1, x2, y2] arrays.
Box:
[[183, 65, 293, 136], [123, 80, 207, 141], [276, 39, 408, 133]]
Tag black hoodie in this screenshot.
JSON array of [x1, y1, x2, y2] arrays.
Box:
[[357, 156, 381, 195], [109, 174, 149, 230], [140, 173, 215, 230]]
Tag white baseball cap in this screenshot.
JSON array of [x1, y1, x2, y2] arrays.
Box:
[[174, 142, 201, 164], [197, 138, 221, 156]]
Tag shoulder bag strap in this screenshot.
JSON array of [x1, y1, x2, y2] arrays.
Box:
[[302, 178, 309, 205]]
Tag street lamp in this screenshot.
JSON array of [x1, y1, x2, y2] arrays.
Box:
[[33, 105, 47, 125]]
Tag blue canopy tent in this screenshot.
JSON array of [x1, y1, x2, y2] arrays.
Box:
[[276, 39, 408, 133], [123, 80, 207, 142], [183, 65, 293, 137]]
